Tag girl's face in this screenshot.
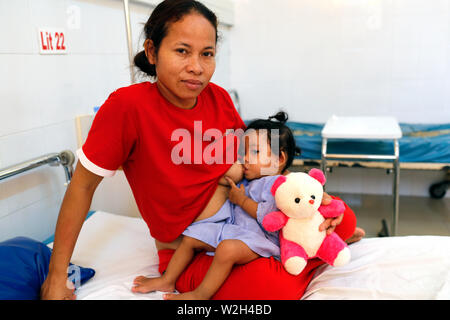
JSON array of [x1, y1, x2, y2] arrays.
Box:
[[145, 13, 216, 109], [243, 130, 286, 180]]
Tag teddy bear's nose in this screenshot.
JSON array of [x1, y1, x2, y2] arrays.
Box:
[[309, 200, 314, 204]]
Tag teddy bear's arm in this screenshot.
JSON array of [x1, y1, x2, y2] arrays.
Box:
[[318, 199, 346, 218], [262, 211, 289, 232]]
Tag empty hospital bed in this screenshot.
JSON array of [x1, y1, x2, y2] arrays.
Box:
[[0, 151, 449, 300], [287, 122, 450, 198]]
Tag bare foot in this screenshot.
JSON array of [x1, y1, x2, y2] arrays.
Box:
[[131, 275, 175, 294], [163, 290, 209, 300], [346, 227, 366, 244]]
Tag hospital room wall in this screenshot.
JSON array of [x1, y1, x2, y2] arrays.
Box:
[[0, 0, 232, 242], [230, 0, 450, 198]]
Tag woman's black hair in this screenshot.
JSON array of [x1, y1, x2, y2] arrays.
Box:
[[134, 0, 218, 78], [245, 111, 301, 173]]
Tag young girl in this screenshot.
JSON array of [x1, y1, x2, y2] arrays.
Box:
[[132, 111, 304, 299]]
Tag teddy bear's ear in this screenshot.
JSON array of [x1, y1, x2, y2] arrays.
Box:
[[271, 176, 287, 196], [308, 168, 326, 186]]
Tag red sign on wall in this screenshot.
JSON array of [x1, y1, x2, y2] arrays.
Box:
[[38, 28, 67, 54]]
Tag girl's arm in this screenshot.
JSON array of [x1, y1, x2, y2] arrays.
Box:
[[40, 161, 103, 300], [224, 177, 258, 219], [237, 196, 258, 219]]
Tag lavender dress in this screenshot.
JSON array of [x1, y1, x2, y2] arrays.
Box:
[[182, 175, 281, 260]]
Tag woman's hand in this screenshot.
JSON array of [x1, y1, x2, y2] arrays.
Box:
[[224, 176, 246, 206], [40, 272, 76, 300], [318, 192, 344, 235]]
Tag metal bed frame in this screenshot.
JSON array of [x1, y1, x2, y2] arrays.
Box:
[[292, 158, 449, 236], [0, 150, 75, 185], [320, 138, 400, 237], [123, 0, 136, 84]]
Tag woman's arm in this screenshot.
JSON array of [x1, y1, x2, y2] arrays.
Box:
[[40, 161, 103, 300]]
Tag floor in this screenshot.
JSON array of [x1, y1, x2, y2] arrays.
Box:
[[334, 193, 450, 238]]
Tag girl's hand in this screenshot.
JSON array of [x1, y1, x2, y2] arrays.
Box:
[[224, 176, 246, 206], [319, 192, 344, 235]]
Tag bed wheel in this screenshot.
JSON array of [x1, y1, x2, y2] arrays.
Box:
[[429, 181, 448, 199]]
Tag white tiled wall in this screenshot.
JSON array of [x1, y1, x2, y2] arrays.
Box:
[[230, 0, 450, 123]]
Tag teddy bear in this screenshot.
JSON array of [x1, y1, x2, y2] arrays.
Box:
[[262, 169, 351, 276]]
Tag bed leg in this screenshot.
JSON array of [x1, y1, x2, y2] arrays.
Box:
[[378, 219, 390, 237]]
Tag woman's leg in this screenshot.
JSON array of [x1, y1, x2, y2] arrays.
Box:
[[158, 199, 357, 299], [133, 236, 213, 293], [164, 239, 259, 300]]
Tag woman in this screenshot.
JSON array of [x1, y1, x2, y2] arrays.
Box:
[[41, 0, 360, 300]]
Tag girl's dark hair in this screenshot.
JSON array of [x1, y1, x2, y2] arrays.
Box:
[[245, 111, 301, 173], [134, 0, 218, 78]]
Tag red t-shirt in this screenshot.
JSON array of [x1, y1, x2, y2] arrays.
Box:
[[77, 82, 246, 242]]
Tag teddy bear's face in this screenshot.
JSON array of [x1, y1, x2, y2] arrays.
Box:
[[274, 172, 324, 219]]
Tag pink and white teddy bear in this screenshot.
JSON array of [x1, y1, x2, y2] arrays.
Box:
[[262, 169, 351, 275]]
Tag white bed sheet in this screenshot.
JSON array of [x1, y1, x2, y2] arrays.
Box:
[[49, 211, 166, 300], [302, 236, 450, 300], [49, 211, 450, 300]]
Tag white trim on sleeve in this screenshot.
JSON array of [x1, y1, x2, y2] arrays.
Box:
[[76, 148, 116, 177]]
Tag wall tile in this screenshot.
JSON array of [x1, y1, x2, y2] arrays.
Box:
[[0, 55, 44, 137], [42, 120, 78, 156], [0, 190, 63, 242], [0, 127, 46, 168], [0, 164, 67, 215], [0, 0, 34, 54]]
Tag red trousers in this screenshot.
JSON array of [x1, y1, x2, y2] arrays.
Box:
[[158, 196, 357, 300]]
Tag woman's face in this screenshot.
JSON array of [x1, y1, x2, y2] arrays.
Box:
[[243, 130, 283, 180], [146, 13, 216, 109]]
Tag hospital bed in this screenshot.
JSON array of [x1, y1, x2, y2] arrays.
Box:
[[289, 120, 450, 237], [1, 152, 449, 300], [288, 121, 450, 199], [46, 211, 450, 300]]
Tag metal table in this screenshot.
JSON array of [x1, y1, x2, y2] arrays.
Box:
[[320, 116, 402, 236]]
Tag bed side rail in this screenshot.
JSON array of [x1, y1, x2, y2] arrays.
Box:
[[0, 150, 75, 185]]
